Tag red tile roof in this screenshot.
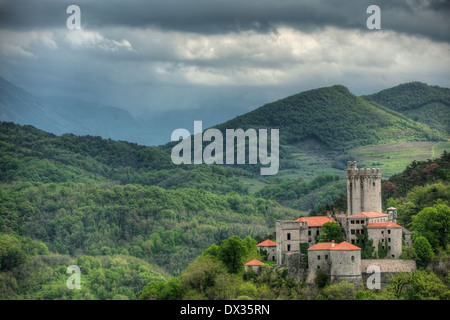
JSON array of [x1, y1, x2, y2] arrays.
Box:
[[257, 239, 276, 247], [294, 216, 336, 227], [307, 241, 361, 251], [366, 222, 402, 229], [350, 211, 388, 218], [244, 259, 264, 266]]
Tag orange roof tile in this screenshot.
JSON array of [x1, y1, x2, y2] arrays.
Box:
[[307, 241, 361, 251], [350, 211, 388, 218], [366, 222, 402, 229], [332, 242, 361, 251], [257, 239, 276, 247], [244, 259, 264, 266], [307, 242, 334, 251], [294, 216, 336, 227]]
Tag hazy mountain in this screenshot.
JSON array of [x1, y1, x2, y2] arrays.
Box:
[[0, 76, 163, 146]]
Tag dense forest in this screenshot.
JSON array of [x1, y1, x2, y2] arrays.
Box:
[[0, 121, 303, 299]]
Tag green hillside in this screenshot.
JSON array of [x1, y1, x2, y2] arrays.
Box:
[[0, 121, 251, 195], [362, 82, 450, 135], [162, 84, 445, 181], [0, 122, 302, 284], [214, 85, 443, 151]]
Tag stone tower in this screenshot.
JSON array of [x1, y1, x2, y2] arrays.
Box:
[[346, 161, 382, 215]]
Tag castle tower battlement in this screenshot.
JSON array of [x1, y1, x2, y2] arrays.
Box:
[[346, 161, 382, 215]]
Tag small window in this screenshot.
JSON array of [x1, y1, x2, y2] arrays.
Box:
[[287, 244, 291, 252], [308, 230, 311, 236], [351, 256, 355, 262], [388, 230, 391, 234], [325, 255, 328, 260], [388, 238, 391, 242], [287, 233, 291, 240], [317, 255, 321, 260], [317, 265, 320, 269]]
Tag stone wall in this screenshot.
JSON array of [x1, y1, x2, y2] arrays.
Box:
[[361, 259, 416, 285], [361, 259, 416, 273]]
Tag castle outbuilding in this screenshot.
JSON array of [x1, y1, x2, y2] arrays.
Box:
[[257, 239, 277, 261], [244, 259, 264, 273], [307, 240, 362, 284]]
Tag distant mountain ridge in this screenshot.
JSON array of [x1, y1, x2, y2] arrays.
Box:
[[1, 76, 448, 179], [0, 76, 161, 146], [213, 84, 445, 151], [362, 82, 450, 135]]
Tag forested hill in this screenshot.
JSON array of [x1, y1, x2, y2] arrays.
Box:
[[0, 121, 251, 194], [362, 82, 450, 135], [211, 84, 444, 151]]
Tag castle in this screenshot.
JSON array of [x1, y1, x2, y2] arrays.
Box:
[[255, 161, 415, 285]]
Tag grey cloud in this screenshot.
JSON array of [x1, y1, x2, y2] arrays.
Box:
[[0, 0, 448, 42]]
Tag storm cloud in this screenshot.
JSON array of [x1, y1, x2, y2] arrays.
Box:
[[0, 0, 449, 128]]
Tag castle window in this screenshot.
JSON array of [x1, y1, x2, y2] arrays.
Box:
[[287, 233, 291, 240], [308, 230, 311, 236], [317, 255, 320, 260], [317, 266, 320, 269], [287, 244, 291, 252], [388, 230, 391, 234], [373, 182, 376, 187], [351, 229, 355, 235], [388, 238, 391, 242], [388, 246, 391, 250], [351, 256, 355, 262], [316, 230, 320, 236], [325, 255, 328, 260]]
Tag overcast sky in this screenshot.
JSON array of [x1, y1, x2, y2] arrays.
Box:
[[0, 0, 449, 121]]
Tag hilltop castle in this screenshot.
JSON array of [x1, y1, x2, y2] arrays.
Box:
[[256, 161, 415, 285]]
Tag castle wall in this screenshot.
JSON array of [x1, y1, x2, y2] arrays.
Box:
[[258, 246, 276, 261], [361, 259, 416, 273], [307, 249, 332, 275], [330, 250, 362, 284], [368, 227, 403, 259], [276, 220, 305, 264], [361, 259, 417, 286]]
